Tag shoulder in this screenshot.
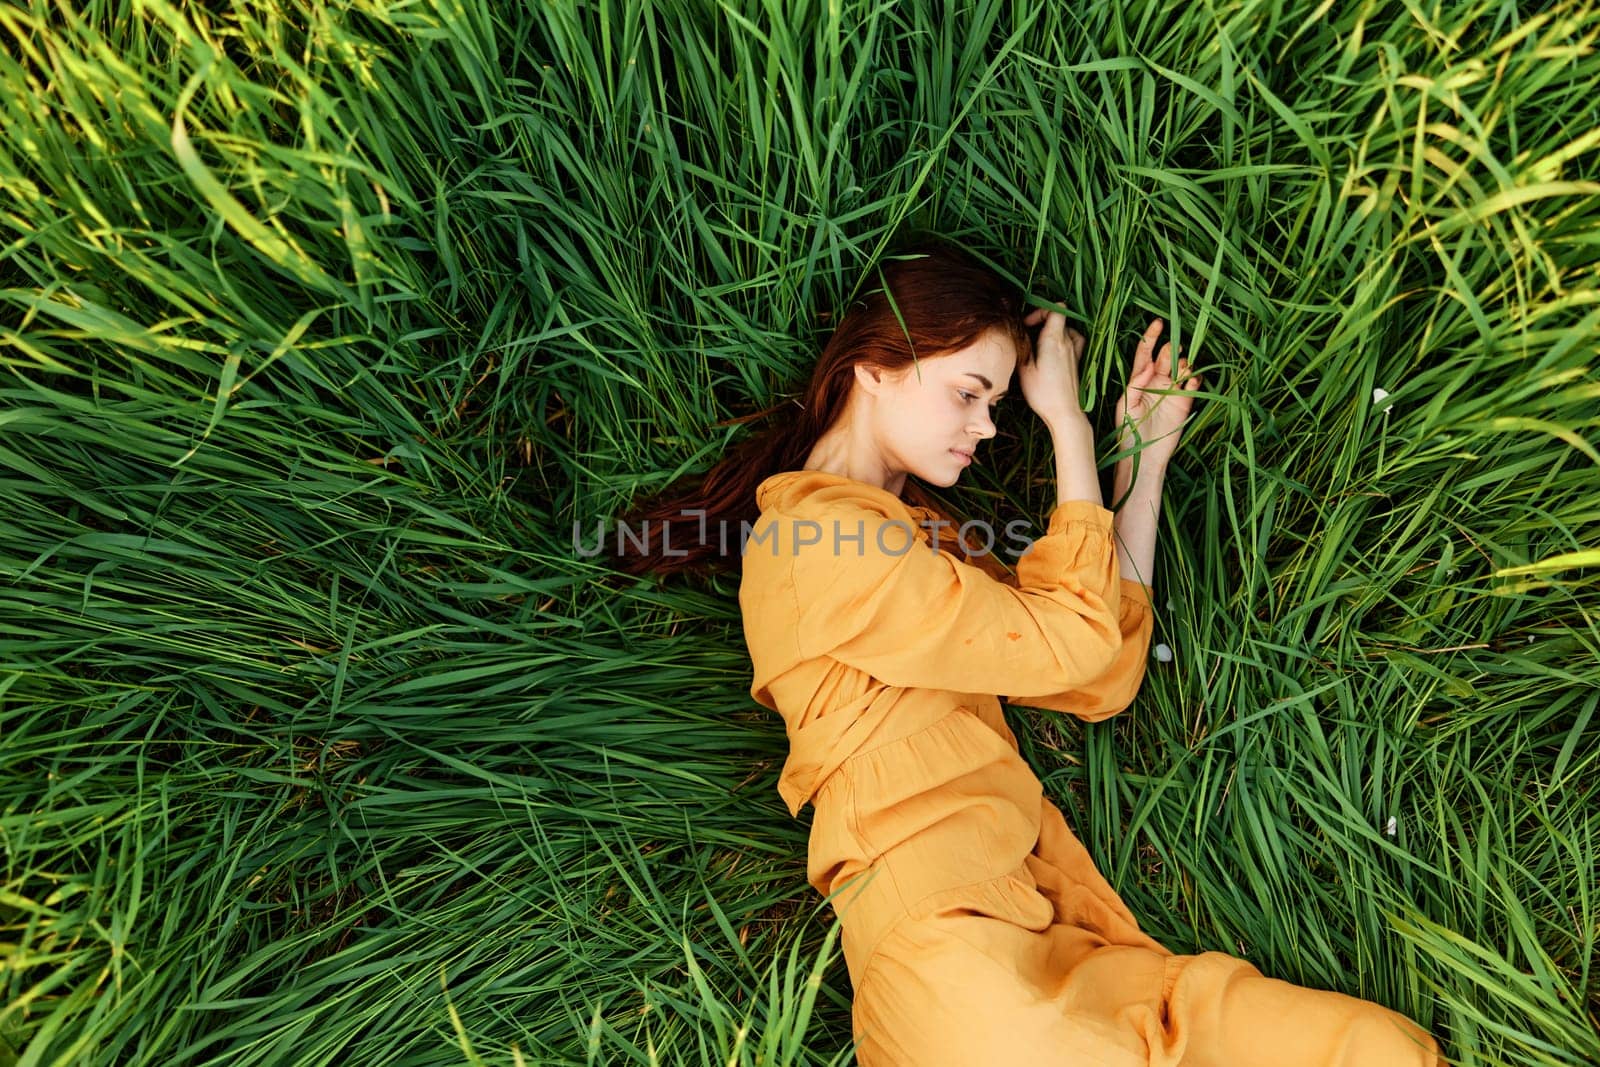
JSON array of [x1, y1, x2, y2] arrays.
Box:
[[743, 471, 926, 578]]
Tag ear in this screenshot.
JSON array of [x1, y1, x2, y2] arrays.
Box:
[[853, 362, 894, 396]]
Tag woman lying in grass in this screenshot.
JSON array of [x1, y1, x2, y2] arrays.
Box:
[[614, 240, 1442, 1066]]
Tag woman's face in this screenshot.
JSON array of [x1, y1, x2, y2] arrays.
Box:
[[860, 328, 1017, 488]]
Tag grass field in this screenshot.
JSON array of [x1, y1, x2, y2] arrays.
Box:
[[3, 0, 1598, 1063]]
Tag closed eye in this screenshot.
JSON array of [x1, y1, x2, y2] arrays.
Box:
[[959, 390, 1004, 408]]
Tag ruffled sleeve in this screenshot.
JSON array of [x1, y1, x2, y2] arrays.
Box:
[[788, 493, 1131, 702]]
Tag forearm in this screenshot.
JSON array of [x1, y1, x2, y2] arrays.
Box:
[[1047, 416, 1102, 508], [1111, 459, 1164, 590]]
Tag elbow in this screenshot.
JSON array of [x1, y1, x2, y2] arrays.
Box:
[[1071, 617, 1126, 688], [1007, 628, 1149, 721], [1021, 615, 1125, 698], [1072, 671, 1147, 722], [1075, 591, 1154, 719]]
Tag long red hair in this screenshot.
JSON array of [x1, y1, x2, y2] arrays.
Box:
[[605, 238, 1033, 579]]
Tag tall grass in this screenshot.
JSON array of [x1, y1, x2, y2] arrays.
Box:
[[2, 0, 1596, 1063]]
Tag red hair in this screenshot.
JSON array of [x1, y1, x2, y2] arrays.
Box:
[[605, 237, 1033, 580]]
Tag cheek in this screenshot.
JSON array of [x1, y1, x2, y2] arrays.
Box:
[[893, 385, 962, 439]]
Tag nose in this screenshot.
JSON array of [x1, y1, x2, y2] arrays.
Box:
[[969, 407, 998, 440]]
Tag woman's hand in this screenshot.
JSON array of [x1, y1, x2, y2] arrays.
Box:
[[1109, 318, 1201, 585], [1113, 318, 1201, 471], [1024, 305, 1102, 506], [1020, 306, 1089, 430]]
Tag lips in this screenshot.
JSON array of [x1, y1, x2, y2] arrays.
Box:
[[951, 449, 974, 464]]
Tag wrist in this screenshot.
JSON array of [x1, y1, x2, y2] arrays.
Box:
[[1044, 412, 1093, 439], [1112, 460, 1166, 508], [1113, 452, 1167, 486]]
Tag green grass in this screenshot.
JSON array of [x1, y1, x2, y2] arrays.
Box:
[[2, 0, 1597, 1063]]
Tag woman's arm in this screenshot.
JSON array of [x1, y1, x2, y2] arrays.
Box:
[[1019, 306, 1102, 510], [1048, 414, 1102, 508], [1107, 316, 1201, 593], [1111, 457, 1163, 591], [1003, 443, 1160, 722]]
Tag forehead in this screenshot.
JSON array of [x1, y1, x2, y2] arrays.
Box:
[[938, 328, 1017, 378]]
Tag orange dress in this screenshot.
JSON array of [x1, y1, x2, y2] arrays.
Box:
[[739, 470, 1442, 1067]]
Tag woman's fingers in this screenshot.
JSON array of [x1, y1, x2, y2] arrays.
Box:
[[1175, 356, 1203, 390], [1134, 318, 1162, 372], [1025, 302, 1069, 327]]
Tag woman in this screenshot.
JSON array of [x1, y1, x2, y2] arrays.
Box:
[[612, 240, 1442, 1066]]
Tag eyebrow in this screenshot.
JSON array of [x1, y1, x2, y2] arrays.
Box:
[[962, 373, 1008, 397]]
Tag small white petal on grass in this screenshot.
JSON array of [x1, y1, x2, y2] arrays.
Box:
[[1372, 387, 1393, 413], [1384, 815, 1398, 837], [1153, 643, 1173, 663]]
